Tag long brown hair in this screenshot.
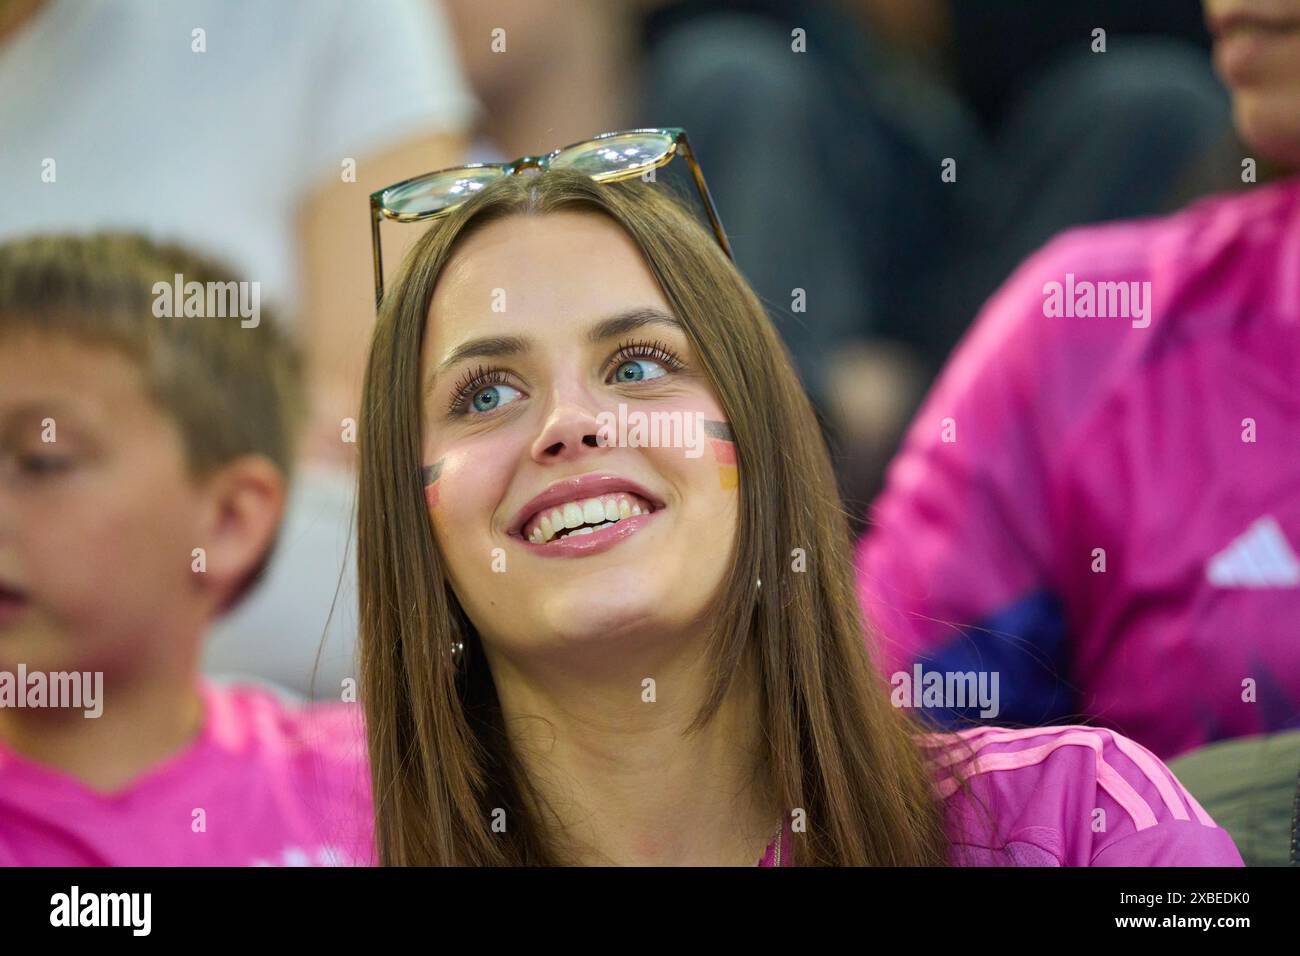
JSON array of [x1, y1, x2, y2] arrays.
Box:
[[357, 168, 962, 865]]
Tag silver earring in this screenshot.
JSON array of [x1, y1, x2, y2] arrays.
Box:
[[756, 577, 762, 590], [450, 638, 464, 666]]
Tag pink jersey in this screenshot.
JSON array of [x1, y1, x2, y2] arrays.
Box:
[[759, 725, 1243, 866], [0, 679, 373, 866], [855, 177, 1300, 759]]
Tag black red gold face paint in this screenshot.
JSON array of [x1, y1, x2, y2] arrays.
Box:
[[703, 419, 736, 490], [422, 458, 443, 518]]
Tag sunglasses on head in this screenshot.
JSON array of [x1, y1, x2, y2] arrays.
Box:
[[368, 127, 732, 307]]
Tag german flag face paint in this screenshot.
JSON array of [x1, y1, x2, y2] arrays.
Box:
[[703, 419, 736, 490], [422, 458, 444, 520]]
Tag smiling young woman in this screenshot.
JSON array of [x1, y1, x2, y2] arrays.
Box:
[[353, 165, 1241, 867]]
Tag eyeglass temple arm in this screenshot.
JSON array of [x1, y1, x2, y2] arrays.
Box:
[[675, 137, 733, 261], [371, 200, 384, 308]]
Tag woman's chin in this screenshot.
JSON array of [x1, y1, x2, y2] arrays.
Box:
[[541, 595, 663, 643], [1234, 95, 1300, 167]]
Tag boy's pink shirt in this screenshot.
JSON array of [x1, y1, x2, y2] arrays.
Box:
[[0, 679, 373, 866]]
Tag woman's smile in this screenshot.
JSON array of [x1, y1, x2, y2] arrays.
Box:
[[508, 471, 666, 557]]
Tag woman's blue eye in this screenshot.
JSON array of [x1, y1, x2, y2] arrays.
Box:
[[613, 358, 668, 383], [469, 383, 522, 414]]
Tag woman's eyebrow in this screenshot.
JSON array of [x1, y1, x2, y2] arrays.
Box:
[[586, 307, 683, 343], [427, 308, 682, 393]]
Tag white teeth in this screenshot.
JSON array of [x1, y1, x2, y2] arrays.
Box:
[[525, 492, 656, 542]]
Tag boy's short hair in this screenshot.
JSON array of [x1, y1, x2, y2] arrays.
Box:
[[0, 232, 306, 612]]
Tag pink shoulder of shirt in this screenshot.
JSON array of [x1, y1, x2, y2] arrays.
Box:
[[957, 176, 1300, 372], [899, 177, 1300, 482], [921, 725, 1244, 866]]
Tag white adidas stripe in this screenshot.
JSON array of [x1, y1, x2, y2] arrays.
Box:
[[1205, 515, 1300, 588]]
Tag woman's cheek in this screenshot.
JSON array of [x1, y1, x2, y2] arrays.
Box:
[[627, 399, 736, 494], [421, 438, 514, 554], [421, 457, 444, 521], [701, 418, 737, 491]]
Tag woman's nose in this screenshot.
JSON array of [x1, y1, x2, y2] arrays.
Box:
[[529, 386, 606, 463]]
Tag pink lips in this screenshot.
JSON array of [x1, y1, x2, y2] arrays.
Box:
[[0, 584, 30, 628], [1213, 21, 1300, 83], [507, 472, 665, 558], [508, 473, 664, 536], [1207, 6, 1300, 38], [517, 508, 659, 557]]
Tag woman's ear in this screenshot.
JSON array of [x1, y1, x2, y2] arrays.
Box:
[[193, 455, 287, 612]]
